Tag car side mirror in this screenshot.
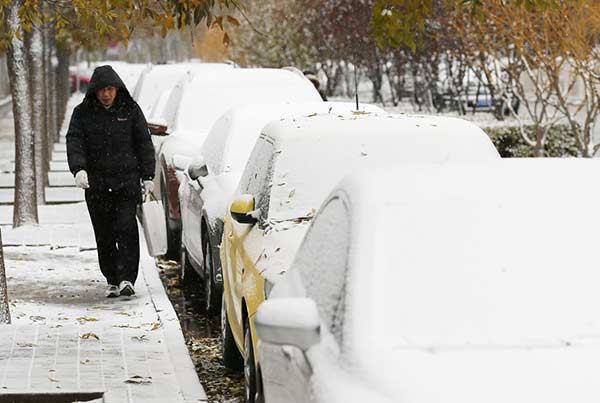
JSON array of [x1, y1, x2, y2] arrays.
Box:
[[188, 158, 208, 180], [147, 118, 168, 136], [172, 154, 192, 172], [255, 298, 321, 352], [230, 194, 258, 224]]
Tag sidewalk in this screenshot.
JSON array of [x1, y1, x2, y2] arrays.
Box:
[[0, 100, 207, 402]]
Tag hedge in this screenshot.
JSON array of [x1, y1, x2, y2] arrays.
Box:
[[484, 125, 579, 158]]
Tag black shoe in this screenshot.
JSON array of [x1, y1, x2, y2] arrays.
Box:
[[105, 285, 120, 298], [119, 281, 135, 297]]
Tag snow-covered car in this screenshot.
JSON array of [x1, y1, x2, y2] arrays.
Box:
[[219, 113, 500, 401], [156, 68, 322, 258], [132, 62, 234, 117], [256, 159, 600, 403], [178, 102, 385, 313]]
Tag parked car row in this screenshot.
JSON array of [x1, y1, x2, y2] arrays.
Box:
[[131, 61, 600, 403]]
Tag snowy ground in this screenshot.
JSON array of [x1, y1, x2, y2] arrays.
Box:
[[0, 208, 207, 402], [5, 242, 158, 329]]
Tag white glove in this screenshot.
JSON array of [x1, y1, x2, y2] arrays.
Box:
[[74, 170, 89, 189], [143, 180, 154, 196]]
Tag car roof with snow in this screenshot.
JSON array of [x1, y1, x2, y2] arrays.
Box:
[[291, 158, 600, 352], [201, 101, 385, 176], [162, 68, 322, 136], [240, 113, 499, 222], [133, 63, 234, 115]]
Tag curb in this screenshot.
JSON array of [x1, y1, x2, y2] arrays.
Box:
[[139, 231, 208, 403]]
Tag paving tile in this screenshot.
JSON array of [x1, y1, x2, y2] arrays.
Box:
[[50, 161, 69, 171], [45, 187, 85, 203], [48, 171, 75, 187]]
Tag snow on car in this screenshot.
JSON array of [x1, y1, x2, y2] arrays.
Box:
[[132, 62, 234, 117], [257, 159, 600, 403], [219, 112, 501, 401]]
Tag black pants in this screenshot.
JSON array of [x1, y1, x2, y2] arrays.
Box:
[[85, 187, 140, 286]]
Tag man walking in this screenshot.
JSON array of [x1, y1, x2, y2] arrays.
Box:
[[66, 65, 155, 298]]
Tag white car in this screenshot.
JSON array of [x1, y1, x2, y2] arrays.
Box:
[[178, 102, 384, 312], [156, 67, 322, 258], [256, 159, 600, 403]]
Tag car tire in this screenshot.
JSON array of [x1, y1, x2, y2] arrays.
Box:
[[161, 176, 179, 260], [180, 244, 197, 284], [203, 235, 221, 314], [255, 366, 265, 403], [244, 317, 257, 403], [222, 293, 243, 371]]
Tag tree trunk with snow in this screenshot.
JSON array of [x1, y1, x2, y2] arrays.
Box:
[[26, 27, 46, 205], [5, 0, 39, 226], [0, 229, 10, 325]]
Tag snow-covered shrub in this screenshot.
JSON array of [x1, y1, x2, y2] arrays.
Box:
[[485, 125, 579, 158]]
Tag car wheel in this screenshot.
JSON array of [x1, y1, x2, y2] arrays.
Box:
[[222, 293, 243, 371], [244, 318, 257, 403], [180, 244, 197, 284], [203, 235, 221, 314], [161, 176, 179, 260]]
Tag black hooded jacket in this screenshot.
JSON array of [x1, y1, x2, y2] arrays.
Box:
[[66, 65, 155, 194]]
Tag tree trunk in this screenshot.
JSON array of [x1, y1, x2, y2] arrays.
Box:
[[56, 45, 70, 129], [5, 0, 39, 227], [533, 126, 545, 157], [43, 11, 52, 168], [45, 17, 58, 145], [0, 228, 10, 324], [26, 26, 46, 205]]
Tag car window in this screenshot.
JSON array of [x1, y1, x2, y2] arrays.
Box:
[[163, 79, 185, 132], [294, 196, 351, 345], [202, 115, 231, 175], [238, 135, 276, 223]]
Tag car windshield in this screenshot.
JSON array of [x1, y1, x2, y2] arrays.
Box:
[[380, 189, 600, 348], [266, 134, 409, 222]]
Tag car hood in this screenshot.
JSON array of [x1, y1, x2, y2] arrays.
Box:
[[362, 342, 600, 403]]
